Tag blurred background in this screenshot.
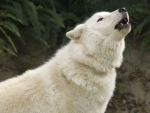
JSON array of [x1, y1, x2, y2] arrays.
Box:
[[0, 0, 150, 113]]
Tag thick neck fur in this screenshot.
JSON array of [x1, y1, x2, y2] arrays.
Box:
[[68, 38, 125, 73], [53, 39, 125, 90]]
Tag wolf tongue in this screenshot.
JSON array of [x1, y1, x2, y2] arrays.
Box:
[[119, 23, 124, 27], [120, 23, 123, 27], [115, 22, 124, 29], [117, 23, 124, 29]]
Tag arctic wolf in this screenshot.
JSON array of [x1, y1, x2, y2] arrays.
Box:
[[0, 7, 131, 113]]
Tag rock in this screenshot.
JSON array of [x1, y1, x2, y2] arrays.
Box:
[[121, 106, 126, 111], [122, 100, 126, 104], [147, 105, 150, 111], [137, 98, 142, 106]]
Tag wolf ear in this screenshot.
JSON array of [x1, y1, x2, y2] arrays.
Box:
[[66, 24, 84, 41]]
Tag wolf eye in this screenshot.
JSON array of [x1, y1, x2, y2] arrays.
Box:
[[97, 18, 103, 22]]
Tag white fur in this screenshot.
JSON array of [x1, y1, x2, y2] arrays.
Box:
[[0, 9, 131, 113]]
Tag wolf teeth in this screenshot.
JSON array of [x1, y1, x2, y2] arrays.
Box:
[[120, 23, 123, 26], [120, 18, 127, 24]]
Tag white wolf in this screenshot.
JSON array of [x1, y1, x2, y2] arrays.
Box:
[[0, 7, 131, 113]]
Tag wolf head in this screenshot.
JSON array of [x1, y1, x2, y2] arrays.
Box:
[[66, 7, 131, 42], [66, 8, 131, 72]]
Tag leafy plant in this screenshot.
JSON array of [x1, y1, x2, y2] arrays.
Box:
[[0, 0, 65, 55], [2, 0, 142, 56], [115, 82, 127, 94], [53, 0, 100, 45], [0, 10, 23, 56], [129, 2, 150, 54]]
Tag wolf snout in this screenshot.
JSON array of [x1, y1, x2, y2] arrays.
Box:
[[118, 7, 129, 21], [118, 7, 127, 13], [114, 7, 131, 31]]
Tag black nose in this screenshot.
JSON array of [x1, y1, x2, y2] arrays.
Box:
[[118, 7, 127, 13]]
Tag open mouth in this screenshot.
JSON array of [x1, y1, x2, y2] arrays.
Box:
[[115, 16, 129, 30]]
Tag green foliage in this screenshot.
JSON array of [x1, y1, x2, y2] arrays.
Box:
[[0, 40, 17, 56], [115, 82, 127, 94], [0, 11, 22, 56], [0, 0, 65, 55], [130, 3, 150, 54], [53, 0, 100, 45], [1, 0, 149, 56]]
